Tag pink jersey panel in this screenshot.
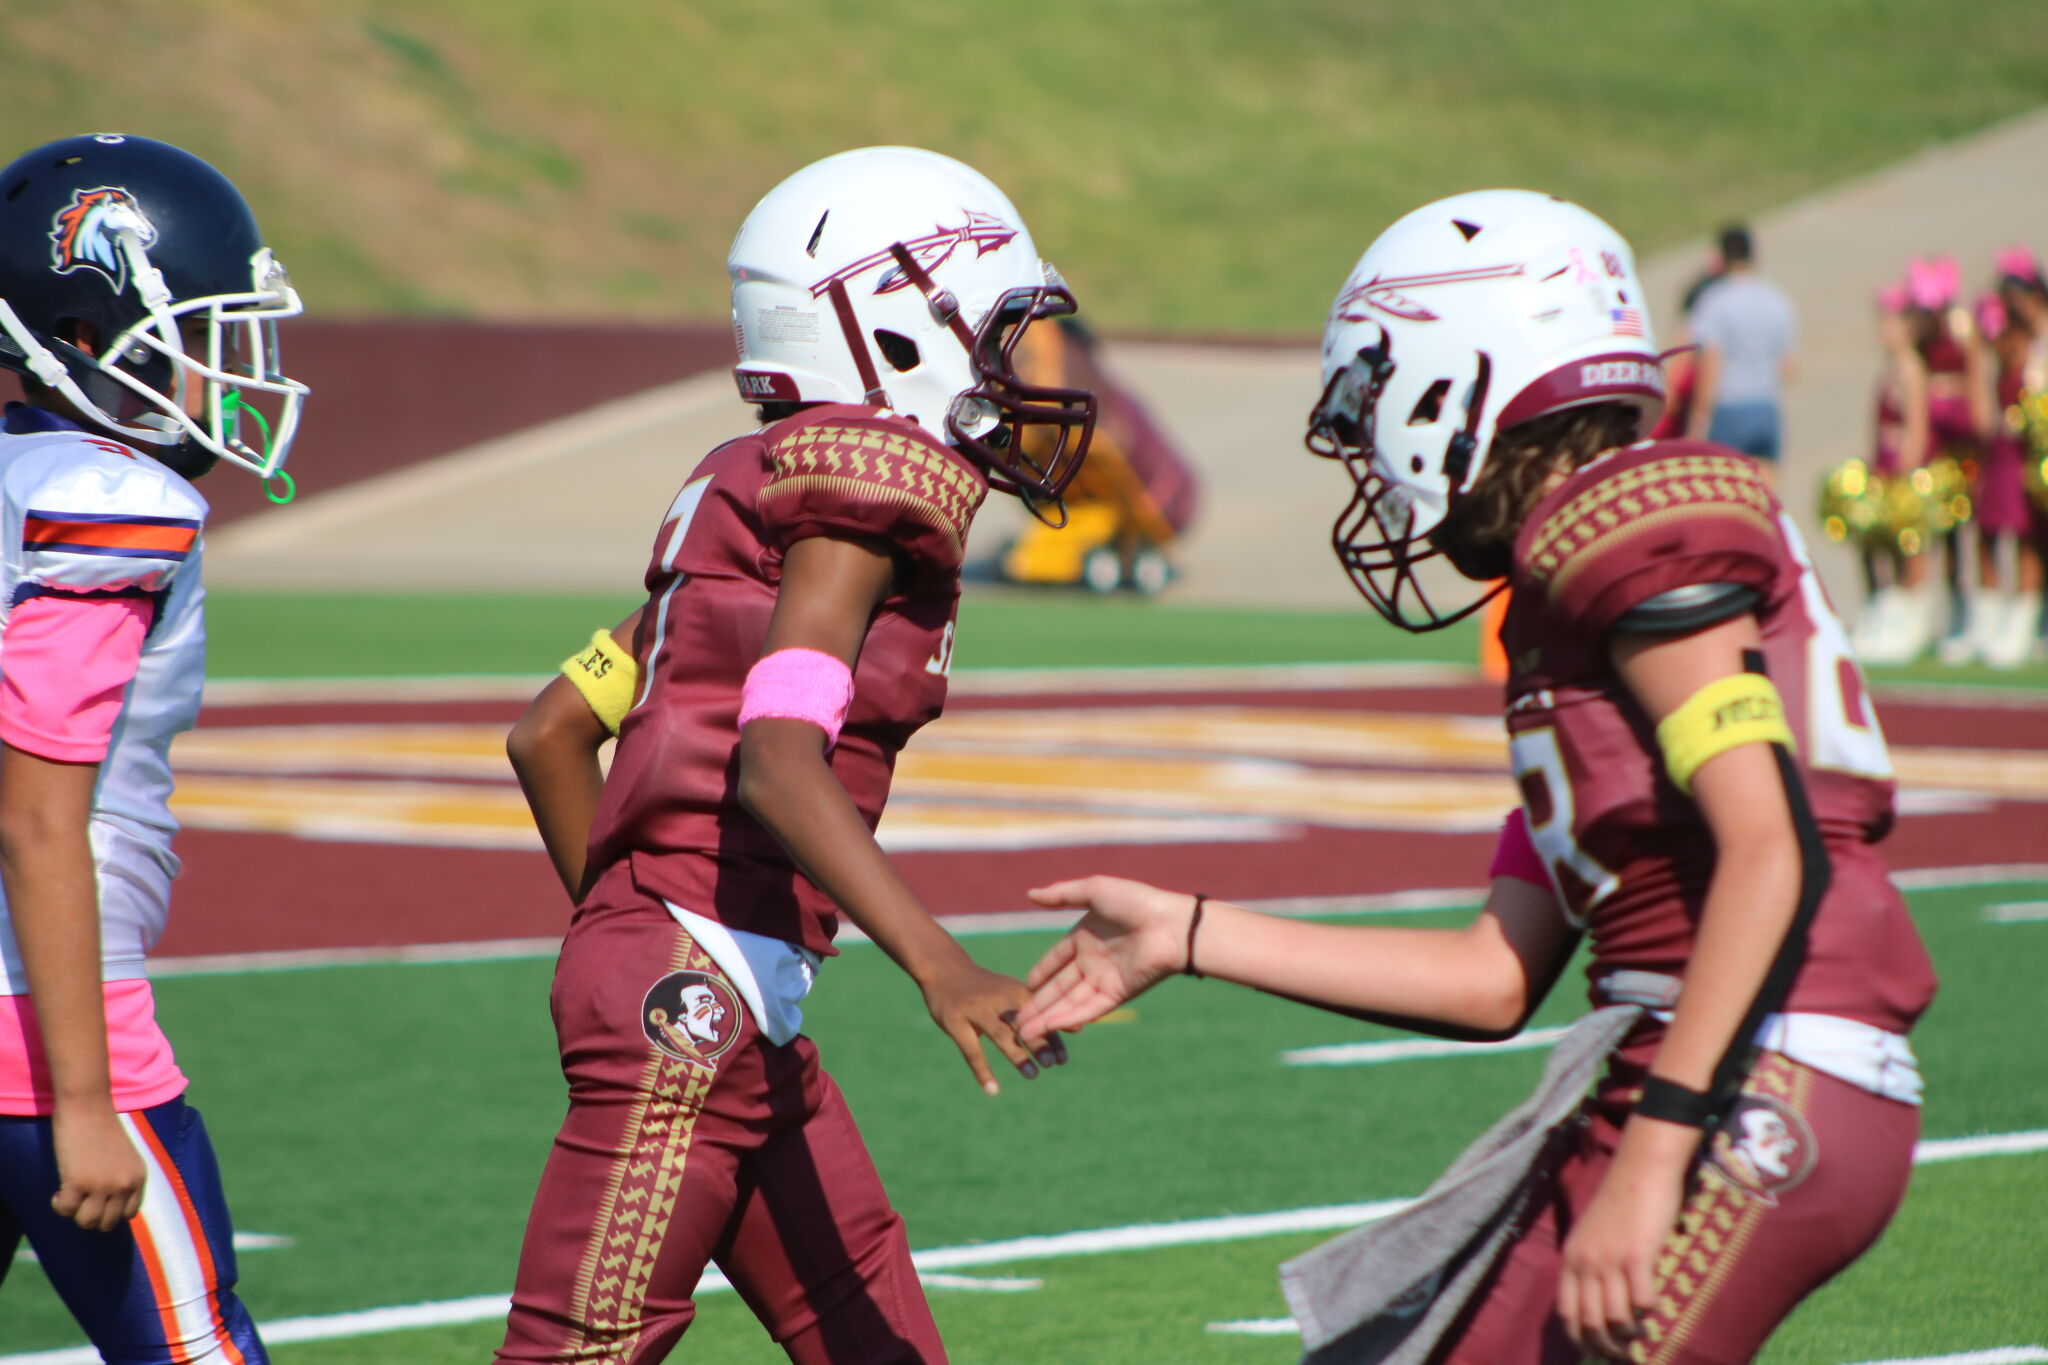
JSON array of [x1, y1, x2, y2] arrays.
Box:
[[0, 592, 151, 763], [1488, 808, 1550, 888], [0, 979, 186, 1115]]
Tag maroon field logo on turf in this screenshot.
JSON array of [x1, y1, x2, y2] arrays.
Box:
[[1708, 1095, 1817, 1203], [643, 970, 743, 1067]]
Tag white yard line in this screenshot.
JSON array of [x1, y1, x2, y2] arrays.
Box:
[[1868, 679, 2048, 710], [1284, 1025, 1573, 1068], [140, 863, 2048, 982], [1210, 1326, 2048, 1361], [197, 659, 1478, 709], [1207, 1318, 1303, 1335], [1913, 1131, 2048, 1163], [1984, 901, 2048, 923], [1891, 865, 2048, 891], [14, 1232, 289, 1264], [1845, 1350, 2048, 1365], [7, 1132, 2039, 1361], [140, 861, 2048, 980], [193, 664, 2048, 710], [145, 889, 1485, 978]]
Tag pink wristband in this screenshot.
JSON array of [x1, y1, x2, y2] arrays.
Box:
[[739, 647, 855, 751], [1488, 808, 1550, 888]]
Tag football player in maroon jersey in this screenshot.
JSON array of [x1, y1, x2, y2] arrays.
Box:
[[492, 147, 1092, 1365], [1017, 191, 1934, 1364]]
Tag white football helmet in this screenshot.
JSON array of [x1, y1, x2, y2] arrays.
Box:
[[1305, 190, 1666, 629], [728, 146, 1094, 504]]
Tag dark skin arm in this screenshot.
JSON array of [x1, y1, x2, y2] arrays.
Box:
[[506, 608, 643, 901], [0, 743, 146, 1231], [738, 534, 1062, 1094]]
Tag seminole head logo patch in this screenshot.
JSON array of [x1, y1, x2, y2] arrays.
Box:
[[642, 969, 743, 1067], [50, 186, 158, 294], [1708, 1094, 1818, 1204]]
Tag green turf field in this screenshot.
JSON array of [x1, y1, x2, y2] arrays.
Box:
[[201, 589, 1479, 677], [5, 883, 2044, 1361], [202, 588, 2048, 689], [5, 4, 2047, 329]]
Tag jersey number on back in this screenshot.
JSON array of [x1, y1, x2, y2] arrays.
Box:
[[1779, 514, 1893, 781], [1506, 724, 1617, 927], [635, 475, 716, 709]]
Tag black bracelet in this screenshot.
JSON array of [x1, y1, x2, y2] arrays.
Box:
[[1635, 1075, 1719, 1129], [1183, 894, 1209, 978]]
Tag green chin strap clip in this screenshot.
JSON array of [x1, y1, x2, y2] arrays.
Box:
[[222, 393, 295, 505]]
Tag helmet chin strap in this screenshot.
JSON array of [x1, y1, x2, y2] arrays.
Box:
[[0, 297, 81, 392], [1442, 351, 1492, 495], [824, 277, 890, 407]]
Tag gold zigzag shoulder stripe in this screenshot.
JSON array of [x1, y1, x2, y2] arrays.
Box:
[[761, 421, 986, 555], [1525, 454, 1776, 596]]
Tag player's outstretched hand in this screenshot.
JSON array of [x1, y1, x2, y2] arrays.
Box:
[[51, 1102, 146, 1232], [1014, 876, 1196, 1041], [922, 961, 1067, 1097]]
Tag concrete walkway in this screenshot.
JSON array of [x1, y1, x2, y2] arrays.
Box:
[[208, 107, 2048, 610]]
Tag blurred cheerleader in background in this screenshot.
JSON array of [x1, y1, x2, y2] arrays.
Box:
[[1848, 280, 1936, 662], [1974, 247, 2048, 666], [1850, 257, 1989, 663]]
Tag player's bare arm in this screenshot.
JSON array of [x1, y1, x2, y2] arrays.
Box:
[[1556, 611, 1805, 1359], [1016, 872, 1573, 1043], [0, 742, 146, 1232], [738, 533, 1061, 1094], [508, 607, 643, 900]]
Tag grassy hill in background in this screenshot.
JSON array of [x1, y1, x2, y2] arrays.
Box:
[[5, 2, 2047, 333]]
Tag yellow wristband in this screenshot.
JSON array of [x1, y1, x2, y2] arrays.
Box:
[[1654, 673, 1794, 794], [560, 629, 639, 735]]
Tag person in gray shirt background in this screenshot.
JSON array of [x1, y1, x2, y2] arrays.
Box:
[[1687, 224, 1797, 477]]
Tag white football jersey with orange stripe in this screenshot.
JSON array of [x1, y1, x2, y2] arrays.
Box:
[[0, 423, 207, 994]]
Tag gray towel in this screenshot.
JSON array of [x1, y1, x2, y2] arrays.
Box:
[[1279, 1005, 1644, 1364]]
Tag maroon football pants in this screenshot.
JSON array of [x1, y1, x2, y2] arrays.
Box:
[[495, 868, 944, 1365], [1438, 1049, 1918, 1365]]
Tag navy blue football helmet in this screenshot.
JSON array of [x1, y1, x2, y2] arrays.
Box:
[[0, 134, 305, 479]]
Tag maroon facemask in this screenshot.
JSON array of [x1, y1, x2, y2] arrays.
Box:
[[1305, 341, 1502, 632], [880, 241, 1097, 513]]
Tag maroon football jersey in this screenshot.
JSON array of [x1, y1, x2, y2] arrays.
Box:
[[584, 404, 986, 956], [1502, 440, 1937, 1033]]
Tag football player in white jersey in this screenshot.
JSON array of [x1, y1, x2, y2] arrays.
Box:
[[0, 133, 305, 1363]]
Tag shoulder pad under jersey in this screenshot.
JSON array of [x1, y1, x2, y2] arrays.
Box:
[[6, 433, 206, 597], [1613, 583, 1762, 634], [757, 412, 988, 578], [1515, 441, 1780, 637]]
